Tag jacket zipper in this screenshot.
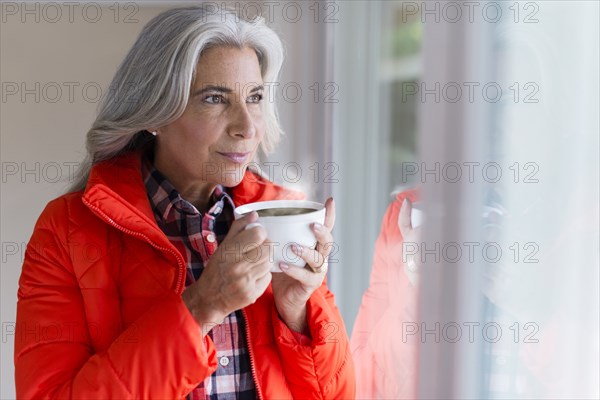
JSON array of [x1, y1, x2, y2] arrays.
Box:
[[85, 197, 263, 397], [242, 308, 264, 400], [82, 198, 186, 293]]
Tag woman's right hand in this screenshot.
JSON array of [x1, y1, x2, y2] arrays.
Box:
[[398, 198, 422, 287], [181, 211, 273, 334]]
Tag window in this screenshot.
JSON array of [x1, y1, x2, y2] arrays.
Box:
[[331, 1, 599, 398]]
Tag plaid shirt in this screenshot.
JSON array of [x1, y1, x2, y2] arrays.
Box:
[[142, 155, 257, 400]]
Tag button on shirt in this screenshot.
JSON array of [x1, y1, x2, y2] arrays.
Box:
[[142, 155, 257, 400]]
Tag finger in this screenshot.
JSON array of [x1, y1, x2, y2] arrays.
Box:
[[249, 244, 275, 273], [313, 258, 328, 274], [404, 267, 419, 287], [280, 261, 325, 282], [323, 197, 336, 230], [237, 224, 268, 253], [313, 222, 334, 256], [291, 244, 327, 274], [314, 197, 335, 255], [253, 269, 272, 298], [229, 211, 259, 236], [217, 233, 268, 274], [244, 222, 262, 231], [238, 239, 268, 263], [398, 198, 413, 238], [235, 242, 274, 277], [412, 226, 422, 239]]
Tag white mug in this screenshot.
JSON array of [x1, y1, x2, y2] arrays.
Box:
[[234, 200, 326, 272]]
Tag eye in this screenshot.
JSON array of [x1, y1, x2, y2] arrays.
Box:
[[247, 93, 263, 104], [204, 94, 225, 104]]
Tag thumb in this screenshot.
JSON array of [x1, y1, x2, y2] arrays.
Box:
[[398, 198, 413, 238], [230, 210, 259, 236]]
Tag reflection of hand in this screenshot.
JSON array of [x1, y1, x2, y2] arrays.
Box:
[[182, 211, 273, 333], [480, 207, 535, 322], [271, 198, 336, 333], [398, 199, 421, 287]]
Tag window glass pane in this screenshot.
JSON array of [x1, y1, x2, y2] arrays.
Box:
[[382, 3, 422, 193]]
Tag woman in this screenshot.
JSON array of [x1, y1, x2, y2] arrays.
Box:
[[350, 189, 419, 399], [15, 6, 355, 399]]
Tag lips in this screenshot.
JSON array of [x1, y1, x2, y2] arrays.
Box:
[[217, 152, 250, 164]]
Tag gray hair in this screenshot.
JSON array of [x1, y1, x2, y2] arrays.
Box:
[[68, 5, 284, 192]]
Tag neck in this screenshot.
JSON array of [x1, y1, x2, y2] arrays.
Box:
[[151, 150, 216, 213], [173, 181, 216, 213]]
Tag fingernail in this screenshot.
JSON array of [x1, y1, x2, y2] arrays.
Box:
[[292, 244, 302, 254], [313, 223, 323, 231], [280, 263, 289, 270]]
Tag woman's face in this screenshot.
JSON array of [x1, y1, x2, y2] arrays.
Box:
[[154, 46, 265, 198]]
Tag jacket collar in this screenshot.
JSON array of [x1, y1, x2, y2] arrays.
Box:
[[82, 149, 303, 243]]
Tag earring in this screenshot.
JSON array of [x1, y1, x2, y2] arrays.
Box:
[[150, 130, 157, 136]]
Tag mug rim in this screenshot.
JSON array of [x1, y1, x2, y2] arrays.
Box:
[[234, 200, 325, 220]]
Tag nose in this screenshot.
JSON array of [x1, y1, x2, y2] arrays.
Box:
[[227, 103, 256, 139]]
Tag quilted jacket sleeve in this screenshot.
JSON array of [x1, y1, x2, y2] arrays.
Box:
[[14, 197, 217, 399], [271, 280, 356, 399]]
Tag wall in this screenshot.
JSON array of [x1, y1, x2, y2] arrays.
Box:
[[0, 2, 332, 397]]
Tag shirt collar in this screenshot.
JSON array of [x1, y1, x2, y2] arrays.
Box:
[[141, 151, 234, 222]]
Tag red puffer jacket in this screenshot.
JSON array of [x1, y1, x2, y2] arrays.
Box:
[[15, 150, 355, 399]]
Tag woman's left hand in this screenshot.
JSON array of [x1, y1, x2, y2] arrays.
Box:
[[271, 197, 336, 334]]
